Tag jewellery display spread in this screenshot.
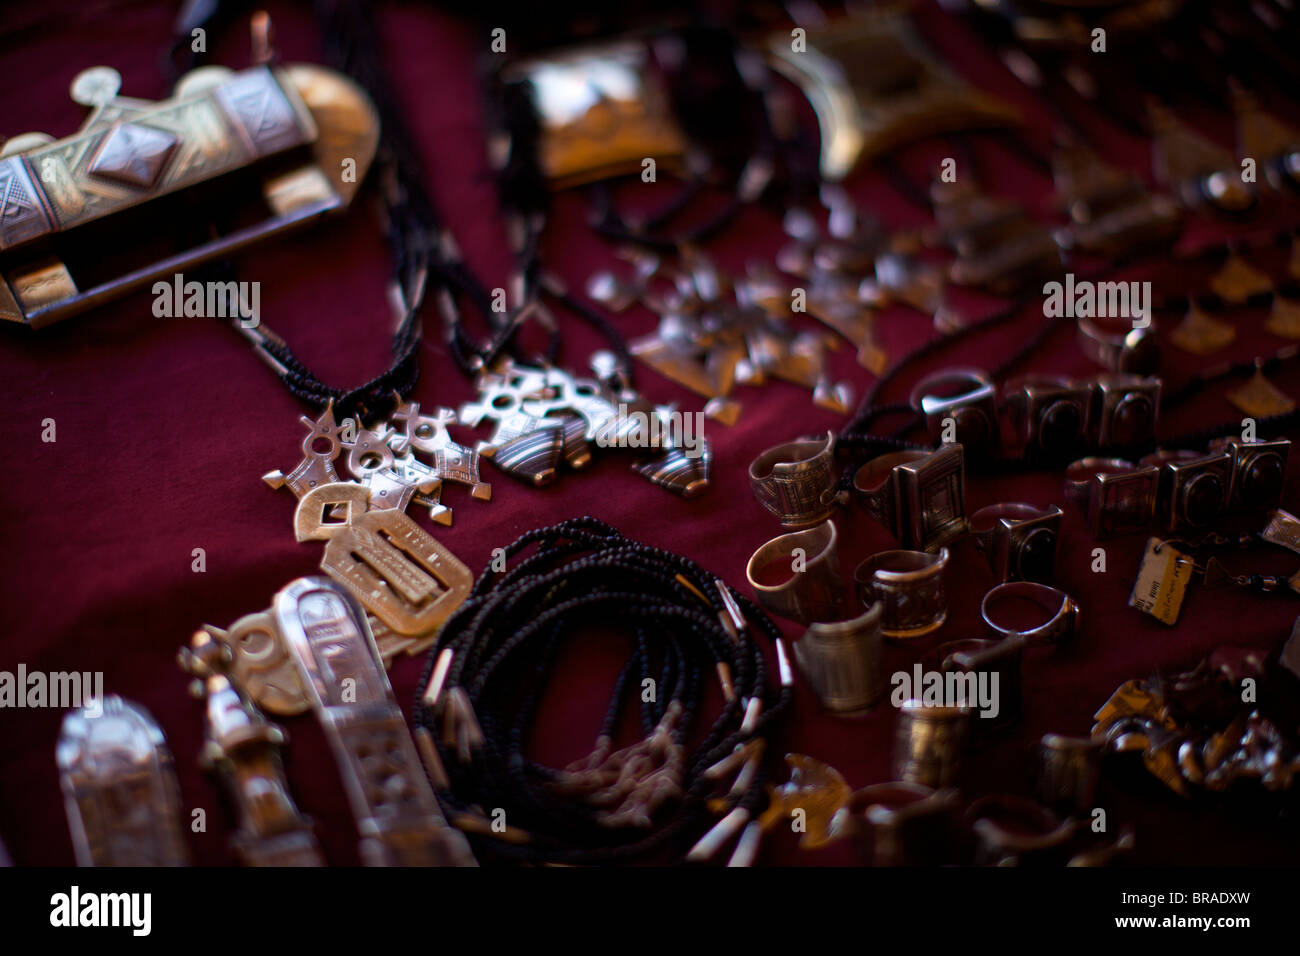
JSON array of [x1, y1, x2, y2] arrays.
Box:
[[9, 0, 1300, 886]]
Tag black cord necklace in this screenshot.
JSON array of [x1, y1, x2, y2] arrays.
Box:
[[412, 516, 791, 865]]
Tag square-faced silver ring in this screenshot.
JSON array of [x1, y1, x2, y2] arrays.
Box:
[[1139, 449, 1232, 532], [970, 502, 1064, 583], [1064, 456, 1157, 537], [852, 443, 967, 552]]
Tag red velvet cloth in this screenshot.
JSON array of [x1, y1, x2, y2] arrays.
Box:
[[2, 1, 1299, 866]]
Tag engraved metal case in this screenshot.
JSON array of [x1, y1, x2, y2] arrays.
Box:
[[0, 63, 378, 328], [272, 576, 476, 866]]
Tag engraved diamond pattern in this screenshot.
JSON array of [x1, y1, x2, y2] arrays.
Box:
[[88, 123, 178, 188]]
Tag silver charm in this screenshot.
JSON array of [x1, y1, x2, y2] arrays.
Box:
[[263, 400, 345, 499], [459, 358, 710, 496], [389, 399, 492, 501]]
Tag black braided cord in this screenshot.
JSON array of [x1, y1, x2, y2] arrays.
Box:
[[412, 517, 791, 865]]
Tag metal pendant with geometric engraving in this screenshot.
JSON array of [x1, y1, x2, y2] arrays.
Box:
[[320, 508, 473, 637], [57, 696, 191, 866]]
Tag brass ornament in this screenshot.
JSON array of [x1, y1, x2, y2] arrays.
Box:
[[1149, 101, 1253, 214], [755, 754, 852, 849], [268, 397, 495, 527], [1266, 296, 1300, 339], [1233, 85, 1300, 191], [195, 614, 309, 717], [1168, 304, 1236, 355], [390, 399, 491, 501], [458, 358, 711, 495], [1208, 252, 1273, 304], [501, 40, 688, 188], [293, 481, 371, 542], [607, 245, 857, 416], [320, 508, 474, 639], [178, 637, 324, 866], [263, 401, 346, 500], [1051, 140, 1182, 258], [765, 9, 1020, 180], [932, 182, 1062, 295], [1226, 364, 1296, 418]]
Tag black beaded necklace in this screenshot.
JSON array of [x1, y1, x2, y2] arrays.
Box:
[[413, 516, 791, 865]]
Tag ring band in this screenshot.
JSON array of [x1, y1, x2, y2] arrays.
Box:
[[855, 548, 949, 639], [746, 520, 844, 625], [1038, 734, 1104, 815], [1063, 457, 1131, 506], [893, 700, 970, 789], [965, 795, 1076, 866], [793, 603, 885, 713], [981, 581, 1080, 646], [969, 502, 1064, 583], [748, 430, 840, 529]]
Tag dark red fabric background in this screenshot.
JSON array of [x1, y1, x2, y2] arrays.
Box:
[[2, 1, 1299, 866]]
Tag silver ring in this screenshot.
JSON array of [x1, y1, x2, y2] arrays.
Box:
[[923, 636, 1025, 729], [892, 700, 970, 789], [746, 520, 844, 625], [793, 603, 885, 714], [855, 548, 949, 639], [969, 502, 1063, 583], [908, 367, 998, 451], [852, 443, 967, 552], [748, 430, 840, 529], [1064, 456, 1157, 537], [981, 581, 1080, 646], [848, 782, 959, 866]]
